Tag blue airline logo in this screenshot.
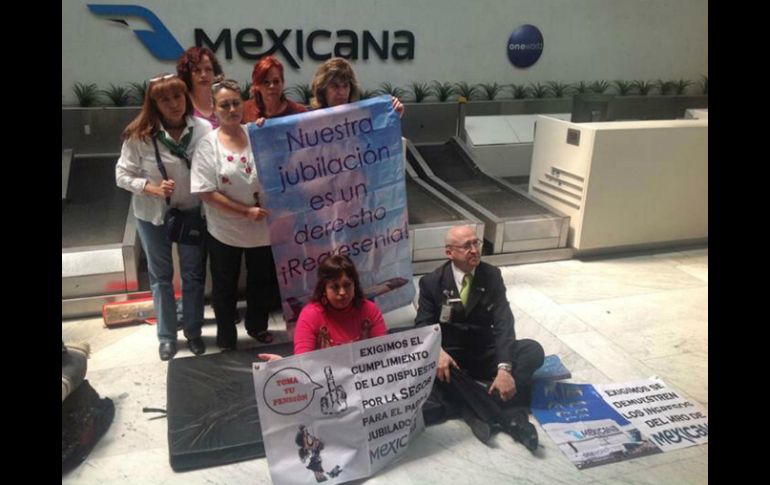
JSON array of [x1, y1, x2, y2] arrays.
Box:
[[507, 24, 544, 68], [88, 4, 184, 60]]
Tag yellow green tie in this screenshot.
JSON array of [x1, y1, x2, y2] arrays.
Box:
[[460, 272, 473, 306]]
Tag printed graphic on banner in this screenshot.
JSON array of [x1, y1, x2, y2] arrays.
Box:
[[252, 325, 441, 485], [595, 377, 708, 452], [249, 96, 414, 328], [532, 381, 662, 469]]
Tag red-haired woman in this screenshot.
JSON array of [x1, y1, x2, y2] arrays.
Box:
[[115, 74, 212, 361], [176, 46, 224, 128], [242, 55, 307, 123]]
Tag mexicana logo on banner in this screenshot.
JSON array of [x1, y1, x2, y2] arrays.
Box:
[[249, 96, 415, 328]]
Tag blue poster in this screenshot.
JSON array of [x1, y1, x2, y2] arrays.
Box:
[[249, 96, 415, 329], [531, 381, 661, 469]]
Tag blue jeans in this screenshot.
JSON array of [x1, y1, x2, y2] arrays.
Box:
[[136, 219, 205, 343]]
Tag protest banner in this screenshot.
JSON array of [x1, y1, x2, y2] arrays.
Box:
[[595, 377, 708, 452], [252, 325, 440, 485], [531, 381, 662, 469], [249, 96, 415, 330]]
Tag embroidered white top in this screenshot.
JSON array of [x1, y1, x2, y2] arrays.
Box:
[[191, 126, 270, 248]]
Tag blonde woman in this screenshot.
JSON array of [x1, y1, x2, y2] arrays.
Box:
[[309, 57, 404, 115]]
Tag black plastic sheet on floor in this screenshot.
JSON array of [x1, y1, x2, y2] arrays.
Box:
[[166, 342, 293, 471]]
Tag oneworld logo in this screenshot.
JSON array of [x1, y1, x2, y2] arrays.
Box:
[[507, 24, 544, 68], [88, 4, 184, 60]]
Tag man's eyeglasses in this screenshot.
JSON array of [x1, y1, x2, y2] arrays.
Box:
[[446, 239, 483, 252], [149, 73, 177, 84]]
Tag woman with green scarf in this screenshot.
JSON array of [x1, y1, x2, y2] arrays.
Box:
[[115, 73, 212, 361]]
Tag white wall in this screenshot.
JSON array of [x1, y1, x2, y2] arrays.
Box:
[[62, 0, 708, 105]]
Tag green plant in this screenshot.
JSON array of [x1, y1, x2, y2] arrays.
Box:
[[430, 81, 456, 101], [288, 83, 312, 104], [240, 81, 252, 101], [589, 80, 610, 94], [612, 80, 633, 96], [508, 83, 529, 99], [478, 82, 502, 100], [378, 82, 406, 99], [359, 88, 380, 100], [73, 82, 100, 107], [656, 79, 674, 95], [102, 84, 131, 106], [546, 81, 571, 98], [128, 81, 147, 105], [672, 79, 693, 95], [631, 80, 654, 95], [573, 81, 590, 94], [528, 82, 549, 98], [408, 82, 432, 102], [453, 82, 479, 100], [700, 75, 708, 95]]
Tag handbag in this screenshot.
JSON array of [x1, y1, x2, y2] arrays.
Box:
[[164, 207, 204, 245], [152, 137, 205, 245]]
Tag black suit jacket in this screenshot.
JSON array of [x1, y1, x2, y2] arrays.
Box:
[[415, 261, 516, 365]]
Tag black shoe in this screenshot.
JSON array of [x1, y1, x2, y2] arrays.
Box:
[[187, 337, 206, 355], [217, 339, 237, 352], [502, 409, 538, 452], [327, 465, 342, 478], [461, 404, 492, 444], [247, 330, 274, 344], [159, 341, 177, 361]]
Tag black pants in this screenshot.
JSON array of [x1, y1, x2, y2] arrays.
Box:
[[207, 232, 278, 348], [440, 338, 545, 424]]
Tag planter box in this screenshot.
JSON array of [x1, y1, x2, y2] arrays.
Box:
[[399, 96, 707, 144], [62, 106, 140, 155], [401, 99, 574, 144], [61, 95, 708, 154]]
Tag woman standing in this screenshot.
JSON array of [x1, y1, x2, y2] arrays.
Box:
[[176, 46, 224, 128], [191, 78, 277, 350], [116, 74, 211, 361], [309, 57, 404, 115], [242, 55, 307, 123]]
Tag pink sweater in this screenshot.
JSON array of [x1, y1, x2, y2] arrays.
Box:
[[294, 300, 388, 354]]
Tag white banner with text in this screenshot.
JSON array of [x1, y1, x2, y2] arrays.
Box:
[[252, 325, 440, 485]]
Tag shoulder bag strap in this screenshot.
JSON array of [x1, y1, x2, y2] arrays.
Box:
[[152, 136, 171, 206]]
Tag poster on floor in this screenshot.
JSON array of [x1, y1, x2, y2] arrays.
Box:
[[252, 325, 440, 485], [249, 96, 414, 331], [594, 377, 708, 452], [531, 381, 662, 469]]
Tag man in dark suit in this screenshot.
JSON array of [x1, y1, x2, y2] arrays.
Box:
[[415, 225, 544, 450]]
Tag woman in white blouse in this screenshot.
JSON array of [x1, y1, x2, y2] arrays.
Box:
[[191, 78, 276, 350], [115, 73, 212, 361]]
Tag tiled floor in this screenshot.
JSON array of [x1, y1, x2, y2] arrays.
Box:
[[62, 246, 708, 484]]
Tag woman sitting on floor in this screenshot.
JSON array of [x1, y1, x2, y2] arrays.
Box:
[[258, 255, 387, 361]]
